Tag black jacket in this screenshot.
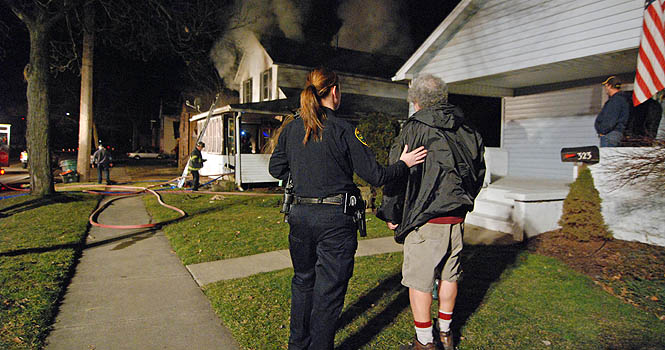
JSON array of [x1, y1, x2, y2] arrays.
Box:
[[377, 103, 485, 243], [189, 148, 204, 170], [594, 92, 630, 135], [269, 107, 408, 198], [92, 147, 111, 166]]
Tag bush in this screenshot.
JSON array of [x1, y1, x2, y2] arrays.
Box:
[[558, 165, 611, 241], [354, 112, 401, 208]]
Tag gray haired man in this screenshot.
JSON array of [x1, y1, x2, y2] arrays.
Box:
[[378, 74, 485, 350]]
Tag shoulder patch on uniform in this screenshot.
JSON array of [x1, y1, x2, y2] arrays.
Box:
[[354, 128, 369, 146]]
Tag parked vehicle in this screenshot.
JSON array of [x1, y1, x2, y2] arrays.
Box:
[[127, 148, 164, 160]]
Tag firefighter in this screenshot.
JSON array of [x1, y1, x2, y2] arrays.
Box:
[[188, 141, 206, 191]]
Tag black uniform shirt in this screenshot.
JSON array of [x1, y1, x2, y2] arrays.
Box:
[[269, 107, 408, 198]]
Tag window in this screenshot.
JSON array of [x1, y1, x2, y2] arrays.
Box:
[[243, 78, 253, 103], [261, 69, 272, 101]]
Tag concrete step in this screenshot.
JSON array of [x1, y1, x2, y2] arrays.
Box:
[[466, 211, 515, 234], [477, 186, 514, 205], [472, 198, 513, 219]]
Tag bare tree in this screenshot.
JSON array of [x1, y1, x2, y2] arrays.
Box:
[[603, 139, 665, 192], [3, 0, 80, 196]]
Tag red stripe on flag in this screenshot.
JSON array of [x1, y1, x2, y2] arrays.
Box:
[[633, 0, 665, 106]]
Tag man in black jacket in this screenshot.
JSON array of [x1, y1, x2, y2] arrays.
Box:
[[595, 76, 630, 147], [378, 74, 485, 350], [92, 143, 113, 184]]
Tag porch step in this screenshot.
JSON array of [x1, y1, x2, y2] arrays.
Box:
[[477, 186, 513, 205], [466, 212, 515, 234], [471, 198, 513, 219]]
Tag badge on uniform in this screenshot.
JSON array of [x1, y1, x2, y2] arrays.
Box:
[[354, 128, 369, 147]]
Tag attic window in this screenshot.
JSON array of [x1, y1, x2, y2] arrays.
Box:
[[261, 69, 272, 101], [243, 78, 253, 103]]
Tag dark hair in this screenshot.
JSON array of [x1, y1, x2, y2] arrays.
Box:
[[299, 67, 339, 144]]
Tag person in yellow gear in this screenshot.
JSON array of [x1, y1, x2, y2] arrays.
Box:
[[188, 142, 206, 191]]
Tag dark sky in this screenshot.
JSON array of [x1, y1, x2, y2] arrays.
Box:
[[0, 0, 461, 148]]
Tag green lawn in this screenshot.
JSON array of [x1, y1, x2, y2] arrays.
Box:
[[144, 192, 394, 265], [0, 194, 99, 350], [145, 192, 665, 349], [205, 250, 665, 350]]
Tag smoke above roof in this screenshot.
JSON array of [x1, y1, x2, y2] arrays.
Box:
[[209, 0, 415, 90], [335, 0, 413, 58]]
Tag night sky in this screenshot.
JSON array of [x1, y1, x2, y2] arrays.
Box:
[[0, 0, 461, 151]]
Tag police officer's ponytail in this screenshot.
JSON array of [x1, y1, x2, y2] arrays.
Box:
[[299, 67, 339, 144]]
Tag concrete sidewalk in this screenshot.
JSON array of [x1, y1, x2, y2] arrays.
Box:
[[187, 224, 519, 287], [45, 195, 240, 350], [44, 191, 517, 349]]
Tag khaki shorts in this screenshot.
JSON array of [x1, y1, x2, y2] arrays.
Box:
[[401, 222, 464, 292]]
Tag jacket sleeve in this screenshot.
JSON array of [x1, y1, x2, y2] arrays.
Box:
[[345, 126, 408, 187], [268, 128, 290, 181], [376, 129, 409, 224]]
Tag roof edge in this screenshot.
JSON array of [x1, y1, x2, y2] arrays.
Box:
[[393, 0, 479, 82]]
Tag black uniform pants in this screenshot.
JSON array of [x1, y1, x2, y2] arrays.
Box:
[[287, 203, 357, 350], [191, 170, 200, 190]]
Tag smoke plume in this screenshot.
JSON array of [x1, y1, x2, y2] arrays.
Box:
[[209, 0, 309, 90], [209, 0, 415, 90], [335, 0, 414, 58]]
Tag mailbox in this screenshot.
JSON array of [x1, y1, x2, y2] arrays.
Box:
[[560, 146, 599, 164]]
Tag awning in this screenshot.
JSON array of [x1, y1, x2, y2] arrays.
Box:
[[192, 88, 408, 121]]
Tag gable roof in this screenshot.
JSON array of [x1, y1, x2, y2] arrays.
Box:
[[259, 36, 405, 80], [392, 0, 643, 97], [393, 0, 480, 81]]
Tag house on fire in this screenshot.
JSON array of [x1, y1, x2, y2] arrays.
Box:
[[190, 34, 408, 188], [395, 0, 665, 245]]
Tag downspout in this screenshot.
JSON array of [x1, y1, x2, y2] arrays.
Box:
[[235, 112, 244, 191]]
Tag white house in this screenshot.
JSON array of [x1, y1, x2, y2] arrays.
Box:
[[190, 34, 409, 188], [395, 0, 665, 245]]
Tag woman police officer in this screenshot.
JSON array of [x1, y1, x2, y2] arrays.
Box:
[[269, 67, 427, 350]]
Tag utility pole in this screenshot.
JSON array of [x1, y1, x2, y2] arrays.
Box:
[[76, 3, 95, 181]]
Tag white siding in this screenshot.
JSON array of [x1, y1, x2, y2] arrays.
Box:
[[505, 85, 603, 121], [240, 154, 278, 183], [420, 0, 643, 83], [503, 116, 599, 180]]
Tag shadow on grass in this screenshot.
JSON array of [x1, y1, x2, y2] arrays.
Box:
[[0, 194, 83, 218], [334, 244, 523, 349], [0, 227, 159, 257], [451, 244, 523, 342], [336, 273, 409, 349]]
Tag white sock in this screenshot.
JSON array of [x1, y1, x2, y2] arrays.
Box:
[[438, 310, 453, 333], [415, 322, 434, 345]]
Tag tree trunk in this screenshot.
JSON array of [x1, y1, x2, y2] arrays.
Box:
[[77, 4, 94, 181], [26, 23, 55, 196]]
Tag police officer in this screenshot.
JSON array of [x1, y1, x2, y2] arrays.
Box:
[[188, 141, 206, 191], [269, 67, 427, 350]]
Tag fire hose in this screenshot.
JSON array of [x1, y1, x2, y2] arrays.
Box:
[[1, 172, 266, 229]]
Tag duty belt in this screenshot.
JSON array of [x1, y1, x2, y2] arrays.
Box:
[[294, 194, 344, 205]]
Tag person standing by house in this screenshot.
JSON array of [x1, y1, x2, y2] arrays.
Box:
[[269, 67, 427, 350], [595, 76, 630, 147], [188, 141, 205, 191], [377, 74, 485, 350], [92, 143, 113, 185]]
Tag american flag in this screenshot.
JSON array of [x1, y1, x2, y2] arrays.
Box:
[[633, 0, 665, 106]]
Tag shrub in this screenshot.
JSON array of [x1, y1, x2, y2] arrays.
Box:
[[558, 165, 611, 241], [354, 112, 401, 208]]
